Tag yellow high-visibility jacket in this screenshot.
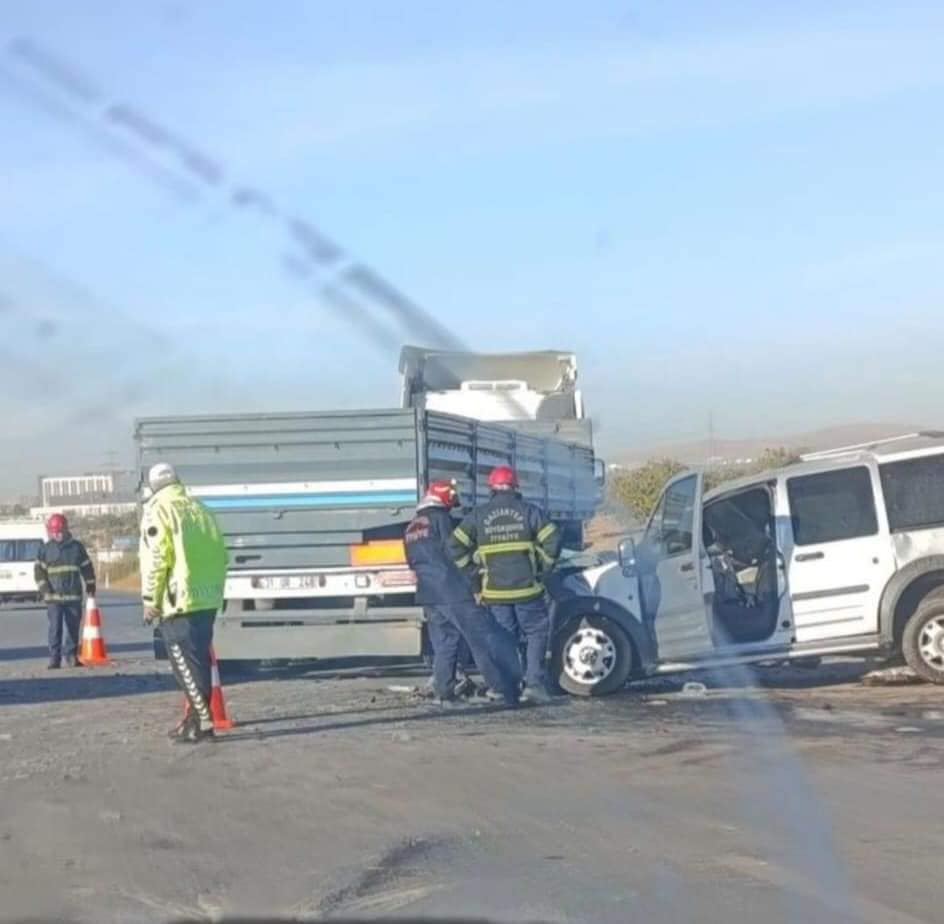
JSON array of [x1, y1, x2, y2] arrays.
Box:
[[139, 483, 228, 619]]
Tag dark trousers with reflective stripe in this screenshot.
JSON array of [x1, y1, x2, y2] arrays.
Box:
[[426, 602, 521, 704], [160, 610, 215, 729], [47, 602, 81, 664], [490, 596, 550, 690]]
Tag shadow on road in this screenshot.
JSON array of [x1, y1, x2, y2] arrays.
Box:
[[242, 702, 423, 726], [220, 699, 564, 742], [0, 656, 400, 706], [628, 660, 876, 696], [0, 641, 153, 662], [0, 671, 179, 704], [752, 663, 877, 689], [219, 659, 430, 687]]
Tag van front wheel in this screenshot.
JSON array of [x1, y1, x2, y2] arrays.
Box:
[[552, 616, 633, 697], [902, 596, 944, 684]]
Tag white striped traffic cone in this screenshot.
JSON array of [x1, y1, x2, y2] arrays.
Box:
[[181, 645, 234, 730], [78, 596, 110, 665]]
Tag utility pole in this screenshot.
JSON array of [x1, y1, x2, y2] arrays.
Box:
[[707, 411, 715, 466]]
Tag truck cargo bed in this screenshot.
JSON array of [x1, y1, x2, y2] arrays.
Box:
[[136, 408, 598, 572]]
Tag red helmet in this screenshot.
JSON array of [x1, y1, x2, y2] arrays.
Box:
[[46, 513, 68, 537], [488, 465, 518, 490], [421, 479, 459, 508]]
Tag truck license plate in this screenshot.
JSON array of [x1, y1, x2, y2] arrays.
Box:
[[253, 575, 322, 591]]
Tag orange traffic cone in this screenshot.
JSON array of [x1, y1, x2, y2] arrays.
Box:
[[208, 646, 234, 729], [182, 645, 234, 730], [78, 596, 110, 665]]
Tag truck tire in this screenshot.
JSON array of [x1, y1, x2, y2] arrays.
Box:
[[551, 615, 633, 697], [902, 593, 944, 684]]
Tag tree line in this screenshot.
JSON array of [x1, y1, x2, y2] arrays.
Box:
[[608, 447, 802, 524]]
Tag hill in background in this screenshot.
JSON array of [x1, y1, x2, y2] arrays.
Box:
[[610, 421, 930, 468]]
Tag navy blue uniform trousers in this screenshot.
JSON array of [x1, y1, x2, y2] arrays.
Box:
[[426, 602, 521, 704]]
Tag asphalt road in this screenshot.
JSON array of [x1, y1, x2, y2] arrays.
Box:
[[1, 593, 943, 923]]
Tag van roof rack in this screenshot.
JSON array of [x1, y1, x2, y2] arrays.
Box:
[[800, 431, 944, 462]]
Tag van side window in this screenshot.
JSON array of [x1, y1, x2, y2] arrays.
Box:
[[880, 454, 944, 532], [17, 540, 43, 561], [0, 541, 15, 562], [787, 467, 878, 546], [644, 475, 696, 556]]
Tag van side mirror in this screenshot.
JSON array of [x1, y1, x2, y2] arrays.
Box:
[[593, 458, 607, 486], [618, 537, 637, 575]]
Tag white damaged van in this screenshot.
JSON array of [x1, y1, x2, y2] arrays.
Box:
[[550, 433, 944, 694]]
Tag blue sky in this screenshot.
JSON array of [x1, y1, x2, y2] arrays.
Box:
[[1, 1, 943, 493]]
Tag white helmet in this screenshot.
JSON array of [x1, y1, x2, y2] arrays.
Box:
[[148, 462, 179, 493]]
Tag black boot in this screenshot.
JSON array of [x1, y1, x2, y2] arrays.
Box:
[[167, 713, 193, 740], [47, 660, 61, 670], [452, 676, 476, 699], [172, 714, 215, 744], [520, 685, 552, 704]]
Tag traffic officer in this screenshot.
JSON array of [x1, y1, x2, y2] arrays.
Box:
[[404, 479, 521, 707], [449, 465, 561, 703], [34, 513, 96, 669], [140, 462, 228, 743]]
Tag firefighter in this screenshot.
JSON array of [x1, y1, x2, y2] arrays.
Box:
[[404, 480, 521, 707], [449, 465, 561, 703], [140, 463, 228, 743], [34, 513, 96, 669]]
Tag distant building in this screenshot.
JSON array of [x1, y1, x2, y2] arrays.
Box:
[[32, 471, 138, 518]]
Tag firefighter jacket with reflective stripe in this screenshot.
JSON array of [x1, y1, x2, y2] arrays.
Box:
[[139, 483, 229, 619], [448, 491, 561, 603], [34, 535, 96, 602], [404, 504, 476, 605]]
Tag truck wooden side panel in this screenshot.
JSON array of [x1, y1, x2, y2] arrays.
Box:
[[136, 408, 598, 572]]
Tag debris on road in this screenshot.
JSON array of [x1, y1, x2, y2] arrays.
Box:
[[3, 595, 944, 922], [862, 666, 923, 686]]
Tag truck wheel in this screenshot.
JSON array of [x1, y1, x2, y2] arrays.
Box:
[[902, 595, 944, 684], [552, 615, 633, 697]]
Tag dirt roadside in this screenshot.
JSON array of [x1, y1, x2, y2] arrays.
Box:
[[1, 601, 943, 923]]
